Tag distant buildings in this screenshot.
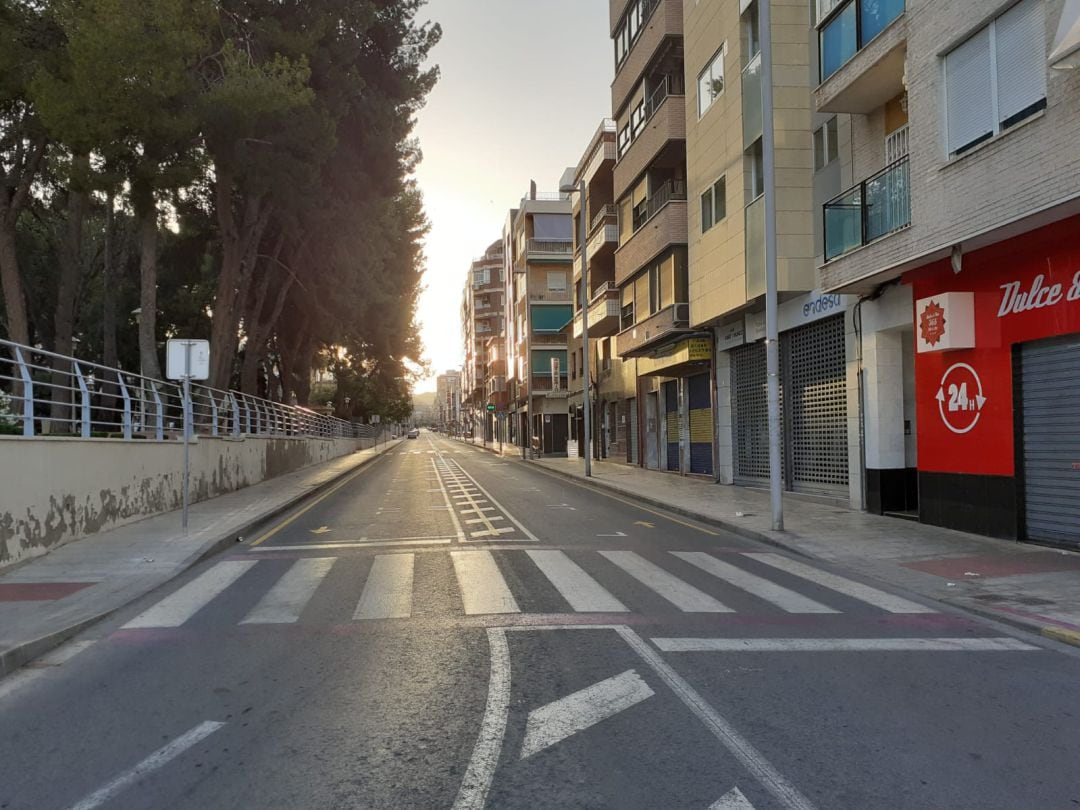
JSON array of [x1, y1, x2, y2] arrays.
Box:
[[456, 0, 1080, 549], [461, 241, 505, 441], [435, 370, 461, 434]]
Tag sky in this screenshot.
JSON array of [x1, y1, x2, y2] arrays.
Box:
[[410, 0, 614, 392]]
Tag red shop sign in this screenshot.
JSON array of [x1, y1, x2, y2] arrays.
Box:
[[905, 215, 1080, 477]]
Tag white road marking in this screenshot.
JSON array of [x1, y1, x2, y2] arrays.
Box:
[[354, 554, 414, 620], [600, 551, 732, 612], [616, 626, 816, 810], [652, 637, 1039, 653], [240, 557, 336, 624], [451, 551, 520, 614], [598, 531, 628, 537], [672, 553, 837, 614], [66, 721, 225, 810], [461, 507, 496, 514], [743, 553, 934, 613], [123, 561, 257, 628], [452, 628, 510, 810], [251, 538, 453, 551], [520, 669, 653, 759], [465, 516, 505, 524], [526, 550, 627, 612], [470, 527, 518, 538], [709, 787, 757, 809], [442, 457, 540, 541], [431, 458, 467, 541]]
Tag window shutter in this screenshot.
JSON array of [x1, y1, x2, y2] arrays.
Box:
[[995, 0, 1046, 126], [945, 27, 994, 153]]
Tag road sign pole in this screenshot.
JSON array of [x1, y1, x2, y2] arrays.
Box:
[[181, 344, 192, 535]]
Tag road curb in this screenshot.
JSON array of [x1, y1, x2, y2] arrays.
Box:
[[0, 441, 400, 679], [457, 439, 1080, 647]]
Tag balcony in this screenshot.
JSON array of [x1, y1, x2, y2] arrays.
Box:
[[745, 195, 765, 300], [612, 0, 680, 113], [815, 0, 906, 114], [616, 302, 691, 357], [583, 134, 617, 187], [614, 90, 686, 200], [615, 181, 688, 285], [741, 53, 762, 145], [526, 238, 574, 262], [823, 157, 910, 261], [572, 282, 621, 339]]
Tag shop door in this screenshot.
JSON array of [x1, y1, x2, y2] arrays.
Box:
[[783, 314, 848, 495], [663, 381, 680, 471], [628, 397, 639, 465], [731, 341, 776, 485], [1020, 335, 1080, 548], [688, 373, 713, 475], [645, 393, 659, 469]]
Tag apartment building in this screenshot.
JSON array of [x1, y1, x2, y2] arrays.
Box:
[[812, 0, 1080, 547], [461, 240, 505, 442], [565, 119, 640, 462], [502, 186, 575, 455], [435, 370, 461, 434]]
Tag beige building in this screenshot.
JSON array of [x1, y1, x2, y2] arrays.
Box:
[[813, 0, 1080, 545], [502, 187, 575, 455], [461, 240, 505, 442]]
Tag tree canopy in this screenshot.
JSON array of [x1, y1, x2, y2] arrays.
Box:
[[0, 0, 438, 419]]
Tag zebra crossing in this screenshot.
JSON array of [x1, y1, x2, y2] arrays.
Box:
[[120, 549, 935, 629], [431, 455, 537, 542]]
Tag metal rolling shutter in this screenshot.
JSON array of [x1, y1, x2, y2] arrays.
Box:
[[628, 397, 639, 465], [731, 341, 772, 485], [1021, 335, 1080, 547], [664, 381, 679, 471], [784, 314, 848, 493], [688, 373, 713, 475]]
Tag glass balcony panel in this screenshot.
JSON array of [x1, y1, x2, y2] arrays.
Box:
[[859, 0, 905, 44], [741, 52, 763, 145], [744, 195, 766, 300], [823, 187, 862, 260], [864, 158, 910, 243], [820, 2, 857, 80]]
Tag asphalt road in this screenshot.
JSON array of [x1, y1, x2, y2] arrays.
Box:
[[2, 431, 1080, 809]]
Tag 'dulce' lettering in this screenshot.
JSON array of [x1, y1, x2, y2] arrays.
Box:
[[997, 273, 1065, 317]]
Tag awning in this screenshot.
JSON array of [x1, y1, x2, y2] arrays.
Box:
[[1050, 0, 1080, 69]]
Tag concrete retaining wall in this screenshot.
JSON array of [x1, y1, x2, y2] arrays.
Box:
[[0, 434, 370, 570]]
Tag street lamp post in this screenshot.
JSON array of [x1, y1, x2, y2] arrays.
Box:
[[560, 178, 591, 477]]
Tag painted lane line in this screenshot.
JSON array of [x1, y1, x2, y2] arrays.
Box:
[[470, 527, 518, 538], [526, 550, 627, 613], [672, 553, 837, 614], [123, 561, 257, 628], [66, 721, 225, 810], [520, 669, 653, 759], [709, 787, 757, 809], [600, 551, 732, 613], [451, 551, 520, 614], [444, 458, 540, 542], [652, 637, 1039, 653], [240, 557, 336, 624], [452, 628, 510, 810], [354, 554, 414, 620], [615, 626, 816, 810], [431, 458, 467, 541], [743, 553, 934, 614], [250, 539, 453, 551], [460, 507, 496, 514], [465, 516, 505, 524]]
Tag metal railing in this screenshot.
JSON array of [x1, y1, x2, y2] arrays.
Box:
[[0, 338, 378, 440], [823, 156, 910, 261], [589, 204, 619, 234], [632, 178, 688, 231], [526, 238, 574, 255]]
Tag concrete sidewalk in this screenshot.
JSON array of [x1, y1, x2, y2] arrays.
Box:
[[0, 439, 401, 676], [460, 437, 1080, 647]]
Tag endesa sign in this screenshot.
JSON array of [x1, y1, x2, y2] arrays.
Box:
[[904, 215, 1080, 477]]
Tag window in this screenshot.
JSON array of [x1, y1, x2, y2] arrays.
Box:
[[701, 176, 727, 232], [944, 0, 1046, 156], [547, 271, 567, 292], [473, 268, 489, 286], [617, 125, 631, 158], [748, 138, 765, 199], [614, 0, 659, 68], [813, 117, 839, 171], [621, 284, 634, 330], [533, 213, 572, 240], [743, 1, 760, 65], [697, 45, 726, 118], [818, 0, 904, 81]]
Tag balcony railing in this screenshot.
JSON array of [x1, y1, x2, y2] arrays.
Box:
[[632, 179, 687, 231], [823, 156, 910, 261], [589, 204, 618, 234], [818, 0, 905, 82], [741, 52, 762, 145], [526, 238, 574, 256]]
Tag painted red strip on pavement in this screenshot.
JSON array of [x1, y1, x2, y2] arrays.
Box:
[[0, 582, 96, 601], [902, 552, 1080, 580]]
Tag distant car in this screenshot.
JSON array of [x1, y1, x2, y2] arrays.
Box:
[[407, 428, 420, 439]]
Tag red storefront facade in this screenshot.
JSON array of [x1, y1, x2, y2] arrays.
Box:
[[903, 215, 1080, 546]]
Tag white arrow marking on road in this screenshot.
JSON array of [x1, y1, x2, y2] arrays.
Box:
[[709, 787, 757, 809], [309, 526, 332, 535], [519, 669, 654, 759]]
